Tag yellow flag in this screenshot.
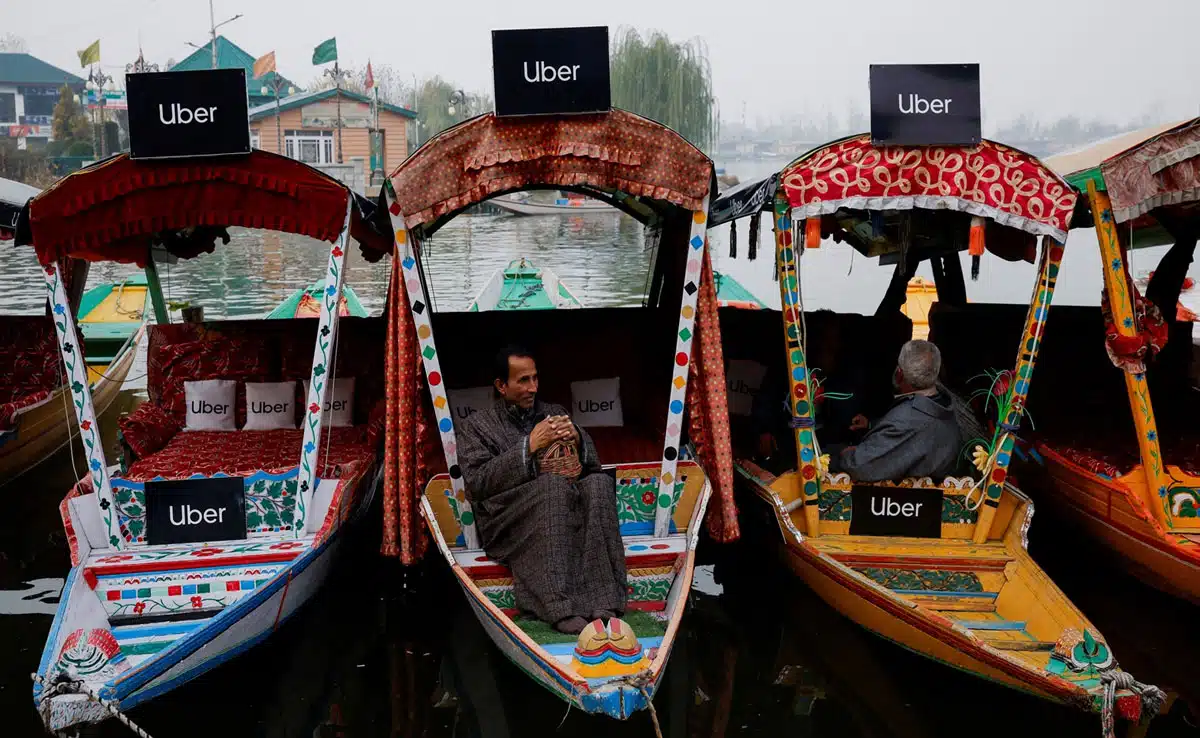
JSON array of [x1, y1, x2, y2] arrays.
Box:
[[77, 39, 100, 68], [252, 51, 276, 80]]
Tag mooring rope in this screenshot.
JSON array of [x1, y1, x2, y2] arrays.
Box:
[[614, 671, 663, 738], [32, 673, 156, 738], [1099, 671, 1167, 738]]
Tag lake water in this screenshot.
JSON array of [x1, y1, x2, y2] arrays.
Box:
[[2, 159, 1199, 736]]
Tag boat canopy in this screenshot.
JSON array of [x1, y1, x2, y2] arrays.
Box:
[[390, 109, 716, 236], [708, 173, 778, 227], [781, 134, 1076, 244], [1101, 118, 1200, 224], [0, 176, 39, 241], [18, 150, 391, 265]]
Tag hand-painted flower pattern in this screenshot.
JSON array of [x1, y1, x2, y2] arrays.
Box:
[[642, 491, 655, 505], [304, 441, 315, 453], [269, 541, 305, 550], [98, 498, 110, 510], [133, 602, 145, 614], [96, 554, 134, 563], [326, 285, 337, 297], [91, 459, 102, 471], [44, 265, 55, 275], [1110, 257, 1122, 271], [80, 420, 91, 431], [190, 547, 225, 557], [53, 304, 65, 315], [331, 246, 343, 257], [63, 342, 73, 354], [190, 596, 203, 609], [309, 403, 320, 414], [1147, 430, 1157, 442]]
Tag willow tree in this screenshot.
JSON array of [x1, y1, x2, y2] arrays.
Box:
[[610, 28, 718, 153]]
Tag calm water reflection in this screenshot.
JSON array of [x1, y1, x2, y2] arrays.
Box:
[[2, 194, 1198, 736]]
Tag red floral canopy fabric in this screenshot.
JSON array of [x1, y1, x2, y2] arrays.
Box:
[[389, 109, 714, 230], [25, 150, 391, 265], [1102, 118, 1200, 223], [781, 135, 1077, 241]]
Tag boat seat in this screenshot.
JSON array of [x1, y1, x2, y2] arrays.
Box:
[[83, 539, 308, 620], [454, 534, 687, 615]]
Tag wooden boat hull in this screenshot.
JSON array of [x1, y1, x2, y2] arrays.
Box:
[[468, 258, 583, 312], [490, 196, 614, 216], [1034, 445, 1200, 604], [34, 464, 378, 731], [735, 460, 1146, 716], [422, 461, 712, 719], [267, 282, 368, 319], [0, 327, 142, 483]]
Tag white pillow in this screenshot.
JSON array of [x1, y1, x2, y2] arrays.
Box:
[[244, 381, 297, 430], [571, 377, 624, 427], [303, 377, 355, 427], [184, 379, 236, 431], [448, 386, 494, 422]]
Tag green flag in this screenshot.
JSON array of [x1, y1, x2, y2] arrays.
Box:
[[312, 37, 337, 65], [77, 39, 100, 68]]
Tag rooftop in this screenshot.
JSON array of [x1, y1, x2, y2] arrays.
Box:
[[0, 53, 85, 87], [169, 36, 298, 101], [248, 87, 416, 121]]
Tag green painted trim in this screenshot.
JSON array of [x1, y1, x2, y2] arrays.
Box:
[[1065, 166, 1106, 193], [143, 261, 170, 325], [248, 87, 416, 121], [713, 270, 768, 308]]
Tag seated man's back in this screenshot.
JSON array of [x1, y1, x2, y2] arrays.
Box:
[[837, 340, 962, 482]]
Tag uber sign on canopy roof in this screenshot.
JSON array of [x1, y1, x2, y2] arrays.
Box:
[[127, 68, 251, 160], [492, 26, 610, 117], [869, 64, 981, 146]]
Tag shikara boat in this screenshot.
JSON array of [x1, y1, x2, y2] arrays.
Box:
[[712, 135, 1165, 725], [0, 179, 145, 483], [267, 281, 368, 319], [490, 190, 614, 215], [20, 149, 394, 732], [467, 257, 583, 311], [1031, 119, 1200, 604], [713, 270, 767, 310], [381, 108, 739, 719]]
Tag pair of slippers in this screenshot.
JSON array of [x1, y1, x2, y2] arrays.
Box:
[[554, 610, 620, 635]]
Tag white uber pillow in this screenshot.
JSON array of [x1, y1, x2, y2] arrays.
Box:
[[303, 377, 356, 427], [571, 377, 624, 427], [726, 360, 768, 417], [448, 386, 494, 422], [244, 381, 297, 430], [184, 379, 236, 431]]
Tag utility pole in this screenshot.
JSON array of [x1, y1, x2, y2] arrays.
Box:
[[323, 61, 348, 163], [188, 1, 242, 69]]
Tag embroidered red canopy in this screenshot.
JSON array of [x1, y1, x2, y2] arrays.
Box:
[[1102, 118, 1200, 224], [389, 109, 714, 230], [781, 135, 1077, 241], [25, 150, 391, 265]]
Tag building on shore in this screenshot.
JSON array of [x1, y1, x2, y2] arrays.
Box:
[[249, 88, 416, 193], [0, 53, 85, 150]]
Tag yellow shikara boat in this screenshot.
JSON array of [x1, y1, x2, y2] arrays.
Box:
[[1033, 119, 1200, 604], [713, 134, 1167, 726]]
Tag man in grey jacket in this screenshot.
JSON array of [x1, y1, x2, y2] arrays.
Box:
[[836, 340, 962, 482]]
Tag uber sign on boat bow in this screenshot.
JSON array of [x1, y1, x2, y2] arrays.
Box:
[[492, 26, 610, 117], [145, 477, 247, 545], [127, 68, 251, 159]]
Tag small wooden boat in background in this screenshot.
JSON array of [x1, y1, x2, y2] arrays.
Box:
[[490, 191, 614, 216], [713, 270, 767, 310], [0, 180, 145, 484], [267, 281, 368, 319], [468, 257, 582, 311]]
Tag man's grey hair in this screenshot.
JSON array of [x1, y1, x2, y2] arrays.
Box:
[[897, 340, 941, 391]]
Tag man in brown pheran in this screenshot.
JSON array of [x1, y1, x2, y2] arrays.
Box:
[[457, 345, 627, 634]]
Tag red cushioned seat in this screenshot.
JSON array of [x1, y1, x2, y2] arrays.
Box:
[[124, 427, 375, 482], [0, 316, 62, 430]]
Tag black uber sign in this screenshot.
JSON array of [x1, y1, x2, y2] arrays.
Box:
[[849, 485, 943, 538], [145, 477, 246, 545], [869, 64, 981, 146], [127, 68, 250, 160], [492, 26, 610, 117]]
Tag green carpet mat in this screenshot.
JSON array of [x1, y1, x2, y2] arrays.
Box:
[[513, 610, 668, 645]]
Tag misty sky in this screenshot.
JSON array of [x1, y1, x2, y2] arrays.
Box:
[[4, 0, 1197, 128]]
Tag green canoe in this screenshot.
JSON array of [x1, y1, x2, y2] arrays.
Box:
[[468, 258, 583, 311], [77, 274, 150, 366], [268, 282, 369, 319]]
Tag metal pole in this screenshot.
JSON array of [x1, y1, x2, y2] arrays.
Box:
[[275, 80, 282, 155], [335, 61, 343, 163], [210, 0, 217, 69]]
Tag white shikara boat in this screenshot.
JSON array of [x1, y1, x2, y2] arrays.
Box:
[[491, 191, 615, 216], [383, 108, 738, 719], [21, 149, 394, 731]]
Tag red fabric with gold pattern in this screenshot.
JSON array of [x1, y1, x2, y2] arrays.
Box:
[[780, 136, 1076, 240], [1100, 286, 1168, 374], [687, 248, 740, 543], [390, 110, 713, 230], [1102, 119, 1200, 223], [124, 427, 373, 482], [381, 254, 436, 561], [0, 316, 63, 430], [26, 150, 390, 266], [157, 337, 272, 425], [118, 401, 182, 458], [1051, 445, 1126, 479]]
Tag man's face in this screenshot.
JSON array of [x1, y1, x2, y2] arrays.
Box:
[[496, 355, 538, 409]]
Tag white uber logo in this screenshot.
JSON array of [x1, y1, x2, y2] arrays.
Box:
[[523, 61, 581, 83], [168, 503, 229, 526], [897, 94, 952, 115], [726, 360, 767, 417], [158, 103, 219, 125], [571, 377, 623, 427]]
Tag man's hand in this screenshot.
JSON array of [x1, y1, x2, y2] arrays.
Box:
[[550, 415, 578, 443], [529, 417, 559, 454], [849, 414, 870, 432]]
